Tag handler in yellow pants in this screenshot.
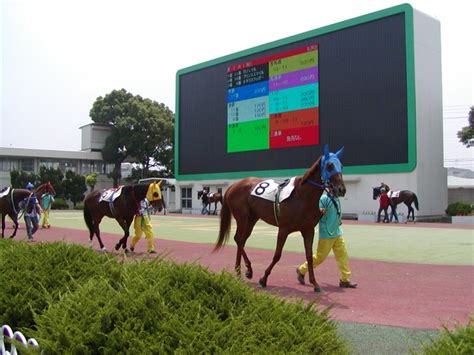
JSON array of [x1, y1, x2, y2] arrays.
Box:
[[130, 198, 156, 254], [296, 189, 357, 291]]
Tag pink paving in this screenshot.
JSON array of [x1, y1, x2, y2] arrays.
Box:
[[18, 226, 474, 330]]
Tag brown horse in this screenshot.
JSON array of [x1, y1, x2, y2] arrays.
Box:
[[0, 182, 56, 238], [214, 145, 346, 292], [83, 181, 164, 252], [373, 183, 419, 222], [197, 190, 223, 215]]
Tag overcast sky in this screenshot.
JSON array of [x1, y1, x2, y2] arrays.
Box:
[[1, 0, 473, 169]]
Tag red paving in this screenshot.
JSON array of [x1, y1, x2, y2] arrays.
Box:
[[9, 225, 474, 330]]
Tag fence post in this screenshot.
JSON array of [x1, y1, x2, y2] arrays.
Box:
[[1, 324, 39, 355]]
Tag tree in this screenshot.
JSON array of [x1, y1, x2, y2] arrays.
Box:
[[10, 170, 38, 189], [38, 166, 64, 197], [457, 106, 474, 147], [89, 89, 175, 186], [62, 171, 87, 207]]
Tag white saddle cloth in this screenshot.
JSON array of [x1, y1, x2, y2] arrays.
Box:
[[250, 177, 296, 203], [0, 187, 11, 198], [99, 186, 123, 203], [388, 190, 401, 198]]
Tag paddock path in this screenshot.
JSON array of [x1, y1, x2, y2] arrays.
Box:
[[10, 211, 472, 332]]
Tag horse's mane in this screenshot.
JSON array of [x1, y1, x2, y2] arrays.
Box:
[[295, 156, 322, 188]]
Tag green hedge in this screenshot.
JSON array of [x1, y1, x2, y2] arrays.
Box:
[[0, 240, 348, 354], [51, 198, 69, 210], [421, 318, 474, 354], [446, 202, 473, 216]]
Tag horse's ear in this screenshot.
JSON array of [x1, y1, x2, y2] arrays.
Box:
[[323, 144, 330, 160], [335, 146, 344, 159]]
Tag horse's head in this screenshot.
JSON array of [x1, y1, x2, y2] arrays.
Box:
[[35, 181, 56, 196], [372, 186, 381, 200], [321, 145, 346, 197], [146, 181, 163, 212]]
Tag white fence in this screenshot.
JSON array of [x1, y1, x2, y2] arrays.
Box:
[[1, 325, 39, 355]]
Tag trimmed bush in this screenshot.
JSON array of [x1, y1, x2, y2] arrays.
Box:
[[0, 240, 122, 330], [445, 202, 473, 216], [30, 260, 347, 353], [51, 198, 69, 210], [0, 240, 348, 353], [421, 318, 474, 354]]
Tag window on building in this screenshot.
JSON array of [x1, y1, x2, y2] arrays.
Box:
[[181, 187, 192, 209], [20, 159, 34, 172], [0, 158, 19, 171]]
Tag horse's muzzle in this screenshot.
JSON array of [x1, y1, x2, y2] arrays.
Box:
[[333, 184, 346, 197]]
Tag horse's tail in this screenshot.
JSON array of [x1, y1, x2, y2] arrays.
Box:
[[213, 196, 231, 252], [83, 203, 94, 234], [413, 193, 419, 210]]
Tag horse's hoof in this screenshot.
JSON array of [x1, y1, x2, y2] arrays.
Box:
[[245, 270, 253, 279], [114, 243, 121, 251], [258, 278, 267, 288], [101, 247, 107, 252], [124, 248, 131, 256], [314, 286, 322, 293]]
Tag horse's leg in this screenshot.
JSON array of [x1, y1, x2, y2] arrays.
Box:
[[93, 218, 106, 251], [1, 214, 5, 238], [301, 229, 320, 292], [233, 215, 258, 279], [259, 228, 289, 288], [115, 217, 132, 253], [7, 213, 18, 238]]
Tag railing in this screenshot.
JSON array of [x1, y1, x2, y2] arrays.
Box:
[[1, 325, 39, 355]]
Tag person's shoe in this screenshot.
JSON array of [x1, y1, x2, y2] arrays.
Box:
[[47, 224, 51, 228], [296, 268, 305, 285], [28, 238, 36, 243], [148, 250, 157, 254], [339, 280, 358, 288]]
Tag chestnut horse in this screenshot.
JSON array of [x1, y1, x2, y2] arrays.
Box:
[[83, 182, 164, 252], [214, 145, 346, 292], [0, 182, 56, 238], [197, 190, 223, 215], [373, 183, 419, 222]]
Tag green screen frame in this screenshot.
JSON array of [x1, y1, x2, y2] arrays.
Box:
[[175, 4, 416, 180]]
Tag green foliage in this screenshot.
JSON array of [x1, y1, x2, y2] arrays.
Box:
[[89, 88, 175, 184], [0, 240, 122, 330], [38, 167, 64, 196], [85, 173, 98, 191], [421, 318, 474, 354], [445, 202, 473, 216], [457, 106, 474, 147], [51, 197, 69, 210], [62, 170, 87, 207], [74, 201, 84, 210], [10, 170, 38, 189], [0, 241, 348, 354]]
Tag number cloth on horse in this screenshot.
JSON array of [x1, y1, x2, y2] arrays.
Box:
[[99, 187, 124, 203], [250, 177, 296, 203], [388, 190, 401, 198]]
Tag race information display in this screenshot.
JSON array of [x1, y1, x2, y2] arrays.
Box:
[[226, 45, 319, 153]]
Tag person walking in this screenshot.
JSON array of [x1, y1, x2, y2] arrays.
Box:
[[23, 182, 42, 242], [40, 191, 54, 228], [296, 188, 357, 292], [130, 197, 156, 254], [377, 187, 390, 223]]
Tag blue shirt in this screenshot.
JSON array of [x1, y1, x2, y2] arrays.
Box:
[[318, 194, 343, 239]]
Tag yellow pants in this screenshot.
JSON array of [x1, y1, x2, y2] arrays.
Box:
[[130, 216, 155, 252], [41, 209, 51, 227], [297, 236, 352, 282]]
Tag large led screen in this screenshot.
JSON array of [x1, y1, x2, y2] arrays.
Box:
[[176, 5, 416, 180], [227, 45, 319, 153]]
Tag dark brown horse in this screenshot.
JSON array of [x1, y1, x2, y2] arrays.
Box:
[[0, 182, 56, 238], [83, 181, 164, 252], [214, 145, 346, 292], [197, 190, 223, 215], [373, 183, 419, 222]]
